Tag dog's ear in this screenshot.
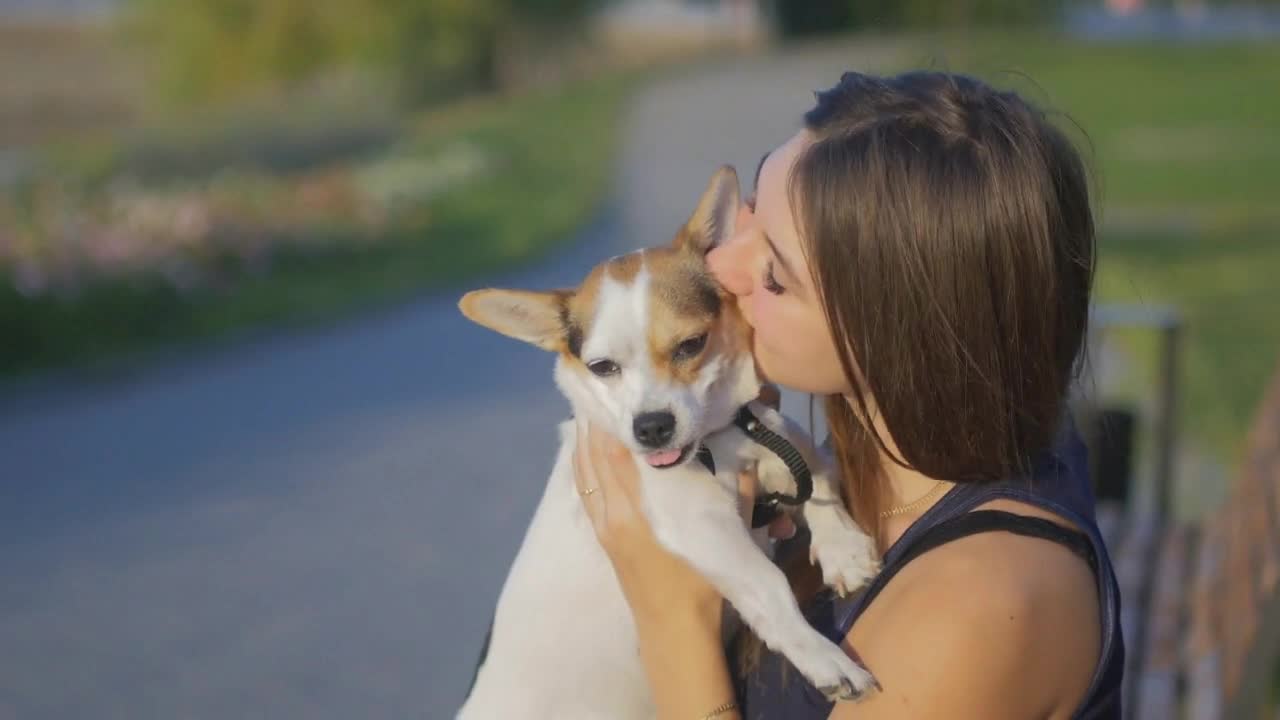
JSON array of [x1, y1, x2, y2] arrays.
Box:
[[458, 288, 570, 352], [676, 165, 739, 255]]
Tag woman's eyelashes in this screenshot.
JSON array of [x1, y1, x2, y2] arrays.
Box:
[[763, 260, 785, 295]]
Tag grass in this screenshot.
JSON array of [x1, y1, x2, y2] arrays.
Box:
[[936, 35, 1280, 212], [1095, 227, 1280, 463], [904, 32, 1280, 471], [0, 73, 637, 380]]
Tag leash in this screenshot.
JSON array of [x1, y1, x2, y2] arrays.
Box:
[[696, 405, 814, 528]]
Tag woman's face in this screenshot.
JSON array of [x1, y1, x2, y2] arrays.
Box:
[[707, 131, 850, 396]]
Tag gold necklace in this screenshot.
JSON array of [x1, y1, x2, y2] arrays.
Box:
[[880, 480, 948, 518]]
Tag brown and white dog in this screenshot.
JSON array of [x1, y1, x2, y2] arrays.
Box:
[[456, 167, 878, 719]]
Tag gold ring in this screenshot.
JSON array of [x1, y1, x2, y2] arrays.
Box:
[[580, 487, 598, 497]]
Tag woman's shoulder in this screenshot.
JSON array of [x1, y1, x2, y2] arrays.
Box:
[[833, 500, 1100, 718]]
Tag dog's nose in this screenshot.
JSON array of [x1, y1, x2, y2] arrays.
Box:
[[633, 412, 676, 448]]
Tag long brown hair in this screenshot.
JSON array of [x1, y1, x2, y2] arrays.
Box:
[[735, 70, 1095, 675]]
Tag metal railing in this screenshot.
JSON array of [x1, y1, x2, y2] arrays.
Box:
[[1087, 302, 1184, 521]]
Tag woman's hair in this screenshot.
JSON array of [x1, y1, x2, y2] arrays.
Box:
[[800, 70, 1095, 540], [736, 70, 1095, 676]]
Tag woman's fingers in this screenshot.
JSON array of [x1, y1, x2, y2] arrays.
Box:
[[768, 514, 797, 540], [574, 421, 606, 532], [587, 422, 622, 495], [737, 457, 797, 540], [579, 420, 649, 552], [757, 383, 781, 410], [735, 466, 757, 523], [593, 425, 645, 528], [751, 384, 796, 538]]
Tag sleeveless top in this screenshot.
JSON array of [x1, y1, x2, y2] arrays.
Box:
[[730, 422, 1125, 719]]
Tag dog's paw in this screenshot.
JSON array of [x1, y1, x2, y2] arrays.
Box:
[[807, 516, 879, 597], [785, 632, 879, 703]]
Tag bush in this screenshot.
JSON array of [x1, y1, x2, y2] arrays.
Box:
[[125, 0, 602, 108]]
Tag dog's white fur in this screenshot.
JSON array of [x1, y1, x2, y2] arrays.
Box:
[[457, 167, 879, 719]]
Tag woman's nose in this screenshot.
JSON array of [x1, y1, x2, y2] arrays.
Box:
[[707, 205, 756, 296], [707, 234, 754, 296]]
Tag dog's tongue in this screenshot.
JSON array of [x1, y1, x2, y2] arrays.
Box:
[[645, 449, 683, 467]]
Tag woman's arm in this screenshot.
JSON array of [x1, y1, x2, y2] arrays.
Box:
[[634, 606, 741, 719], [827, 528, 1100, 719]]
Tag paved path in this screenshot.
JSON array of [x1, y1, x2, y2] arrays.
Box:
[[0, 42, 903, 719]]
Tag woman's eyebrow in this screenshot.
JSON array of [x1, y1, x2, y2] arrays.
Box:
[[763, 232, 799, 283], [752, 152, 770, 195], [752, 151, 801, 285]]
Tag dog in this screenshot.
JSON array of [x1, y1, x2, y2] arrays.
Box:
[[456, 166, 879, 719]]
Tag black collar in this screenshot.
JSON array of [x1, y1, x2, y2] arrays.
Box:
[[696, 405, 814, 528]]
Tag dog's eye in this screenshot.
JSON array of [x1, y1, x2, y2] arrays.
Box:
[[588, 359, 620, 377], [673, 333, 708, 361]]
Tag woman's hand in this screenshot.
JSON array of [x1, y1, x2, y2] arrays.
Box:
[[571, 386, 794, 627]]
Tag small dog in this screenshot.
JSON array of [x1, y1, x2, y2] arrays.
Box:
[[457, 167, 879, 719]]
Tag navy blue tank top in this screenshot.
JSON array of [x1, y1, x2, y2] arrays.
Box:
[[731, 422, 1125, 718]]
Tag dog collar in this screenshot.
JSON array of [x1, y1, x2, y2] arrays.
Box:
[[695, 405, 814, 529]]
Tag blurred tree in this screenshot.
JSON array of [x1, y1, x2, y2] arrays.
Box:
[[773, 0, 1060, 37], [358, 0, 505, 104], [770, 2, 855, 37], [127, 0, 601, 108], [128, 0, 331, 104]]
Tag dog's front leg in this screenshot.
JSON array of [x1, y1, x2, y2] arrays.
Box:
[[797, 458, 880, 597], [641, 476, 876, 702], [743, 402, 879, 596]]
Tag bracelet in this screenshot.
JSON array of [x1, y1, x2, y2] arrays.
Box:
[[700, 700, 738, 719]]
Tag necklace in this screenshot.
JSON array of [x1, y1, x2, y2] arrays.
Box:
[[880, 480, 948, 518]]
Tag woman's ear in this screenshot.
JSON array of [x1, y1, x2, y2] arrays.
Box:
[[675, 165, 739, 256]]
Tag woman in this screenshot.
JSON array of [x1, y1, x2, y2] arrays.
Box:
[[573, 71, 1123, 719]]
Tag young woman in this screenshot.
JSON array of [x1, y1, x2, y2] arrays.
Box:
[[573, 71, 1123, 719]]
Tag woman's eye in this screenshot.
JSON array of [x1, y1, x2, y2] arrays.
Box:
[[673, 333, 708, 361], [763, 261, 786, 295], [588, 359, 620, 377]]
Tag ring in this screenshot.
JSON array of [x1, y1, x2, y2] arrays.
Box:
[[580, 487, 598, 497]]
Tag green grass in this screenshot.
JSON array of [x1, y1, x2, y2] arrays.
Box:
[[904, 32, 1280, 469], [0, 73, 636, 379], [1095, 227, 1280, 462], [941, 35, 1280, 213]]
